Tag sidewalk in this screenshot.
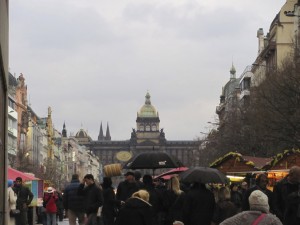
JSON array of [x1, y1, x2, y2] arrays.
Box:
[[37, 218, 69, 225]]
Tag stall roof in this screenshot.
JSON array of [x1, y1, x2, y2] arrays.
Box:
[[8, 167, 39, 181]]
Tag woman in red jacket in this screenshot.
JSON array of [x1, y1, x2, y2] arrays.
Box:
[[43, 187, 58, 225]]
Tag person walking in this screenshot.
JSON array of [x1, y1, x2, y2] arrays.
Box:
[[115, 190, 153, 225], [13, 177, 33, 225], [183, 182, 215, 225], [63, 174, 85, 225], [101, 177, 120, 225], [220, 190, 282, 225], [230, 183, 243, 212], [8, 179, 17, 225], [273, 166, 300, 225], [43, 187, 58, 225], [142, 174, 163, 225], [78, 174, 103, 225], [55, 190, 64, 222], [116, 171, 139, 202], [162, 175, 185, 225], [242, 174, 274, 213], [211, 186, 238, 225]]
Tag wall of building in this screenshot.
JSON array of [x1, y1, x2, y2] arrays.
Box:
[[0, 0, 9, 224]]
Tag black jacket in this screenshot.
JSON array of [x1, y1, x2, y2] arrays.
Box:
[[116, 180, 139, 201], [242, 186, 274, 213], [63, 178, 85, 212], [273, 176, 300, 224], [115, 197, 153, 225], [78, 182, 103, 215], [183, 185, 215, 225], [163, 190, 185, 225], [13, 184, 34, 210]]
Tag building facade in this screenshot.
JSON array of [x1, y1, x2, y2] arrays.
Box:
[[1, 0, 9, 223], [74, 92, 200, 176]]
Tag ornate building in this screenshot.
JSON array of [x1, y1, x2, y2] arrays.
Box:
[[74, 92, 200, 173]]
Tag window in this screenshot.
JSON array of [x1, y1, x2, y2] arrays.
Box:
[[152, 125, 156, 131], [139, 125, 144, 131], [146, 125, 150, 131]]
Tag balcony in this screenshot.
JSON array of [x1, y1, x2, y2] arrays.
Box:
[[239, 90, 250, 100]]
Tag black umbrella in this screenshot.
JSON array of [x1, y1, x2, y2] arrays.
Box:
[[123, 151, 183, 172], [179, 167, 228, 184]]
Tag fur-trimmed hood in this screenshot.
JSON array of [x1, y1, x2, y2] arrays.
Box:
[[125, 196, 152, 209]]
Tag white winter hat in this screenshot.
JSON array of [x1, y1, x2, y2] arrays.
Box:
[[249, 190, 269, 213]]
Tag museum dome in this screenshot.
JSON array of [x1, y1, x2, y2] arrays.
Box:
[[138, 92, 158, 118], [75, 129, 89, 138]]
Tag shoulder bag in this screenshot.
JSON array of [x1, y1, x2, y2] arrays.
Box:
[[252, 213, 266, 225]]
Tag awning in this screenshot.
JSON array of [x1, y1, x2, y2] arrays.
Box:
[[8, 167, 39, 181]]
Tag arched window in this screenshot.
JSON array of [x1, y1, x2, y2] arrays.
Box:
[[139, 125, 144, 131], [146, 125, 150, 131], [152, 125, 157, 131]]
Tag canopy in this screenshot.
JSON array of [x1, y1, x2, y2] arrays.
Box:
[[8, 167, 39, 181]]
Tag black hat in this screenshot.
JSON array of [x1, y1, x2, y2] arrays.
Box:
[[124, 171, 134, 176]]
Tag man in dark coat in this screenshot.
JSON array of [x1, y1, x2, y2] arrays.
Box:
[[273, 166, 300, 225], [63, 174, 85, 225], [13, 177, 34, 225], [78, 174, 103, 225], [183, 183, 215, 225], [142, 174, 163, 225], [116, 171, 139, 202], [242, 174, 274, 213]]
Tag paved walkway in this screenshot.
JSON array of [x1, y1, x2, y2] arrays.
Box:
[[37, 218, 69, 225]]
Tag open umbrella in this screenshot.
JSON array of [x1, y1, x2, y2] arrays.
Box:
[[179, 167, 228, 184], [155, 167, 188, 180], [123, 151, 183, 174]]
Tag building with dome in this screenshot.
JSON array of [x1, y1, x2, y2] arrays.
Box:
[[73, 92, 200, 173]]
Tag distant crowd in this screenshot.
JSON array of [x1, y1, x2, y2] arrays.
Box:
[[7, 166, 300, 225]]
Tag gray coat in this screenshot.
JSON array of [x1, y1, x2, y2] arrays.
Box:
[[220, 211, 282, 225]]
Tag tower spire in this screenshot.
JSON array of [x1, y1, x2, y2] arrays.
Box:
[[105, 122, 111, 141], [98, 122, 104, 140], [62, 121, 67, 137], [230, 63, 236, 79]]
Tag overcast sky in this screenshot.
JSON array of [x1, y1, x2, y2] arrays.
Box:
[[9, 0, 286, 141]]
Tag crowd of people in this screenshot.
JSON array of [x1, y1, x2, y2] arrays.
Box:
[[7, 165, 300, 225]]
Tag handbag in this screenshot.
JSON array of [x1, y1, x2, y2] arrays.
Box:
[[10, 209, 21, 217]]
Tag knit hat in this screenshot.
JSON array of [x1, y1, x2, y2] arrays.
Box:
[[7, 179, 13, 187], [248, 190, 269, 213]]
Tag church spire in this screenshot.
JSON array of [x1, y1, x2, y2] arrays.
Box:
[[62, 121, 67, 137], [105, 123, 111, 141], [230, 63, 236, 79], [98, 122, 104, 140]]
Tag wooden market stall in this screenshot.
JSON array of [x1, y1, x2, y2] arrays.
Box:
[[210, 152, 271, 184], [262, 149, 300, 188]]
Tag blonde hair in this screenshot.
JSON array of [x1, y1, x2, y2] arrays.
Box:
[[167, 175, 182, 195], [132, 190, 150, 202]]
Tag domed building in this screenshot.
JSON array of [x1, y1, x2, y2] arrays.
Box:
[[74, 92, 200, 171], [75, 128, 92, 145]]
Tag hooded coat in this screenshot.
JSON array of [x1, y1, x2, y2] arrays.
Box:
[[115, 197, 153, 225]]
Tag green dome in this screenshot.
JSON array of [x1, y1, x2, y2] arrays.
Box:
[[138, 92, 158, 118]]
